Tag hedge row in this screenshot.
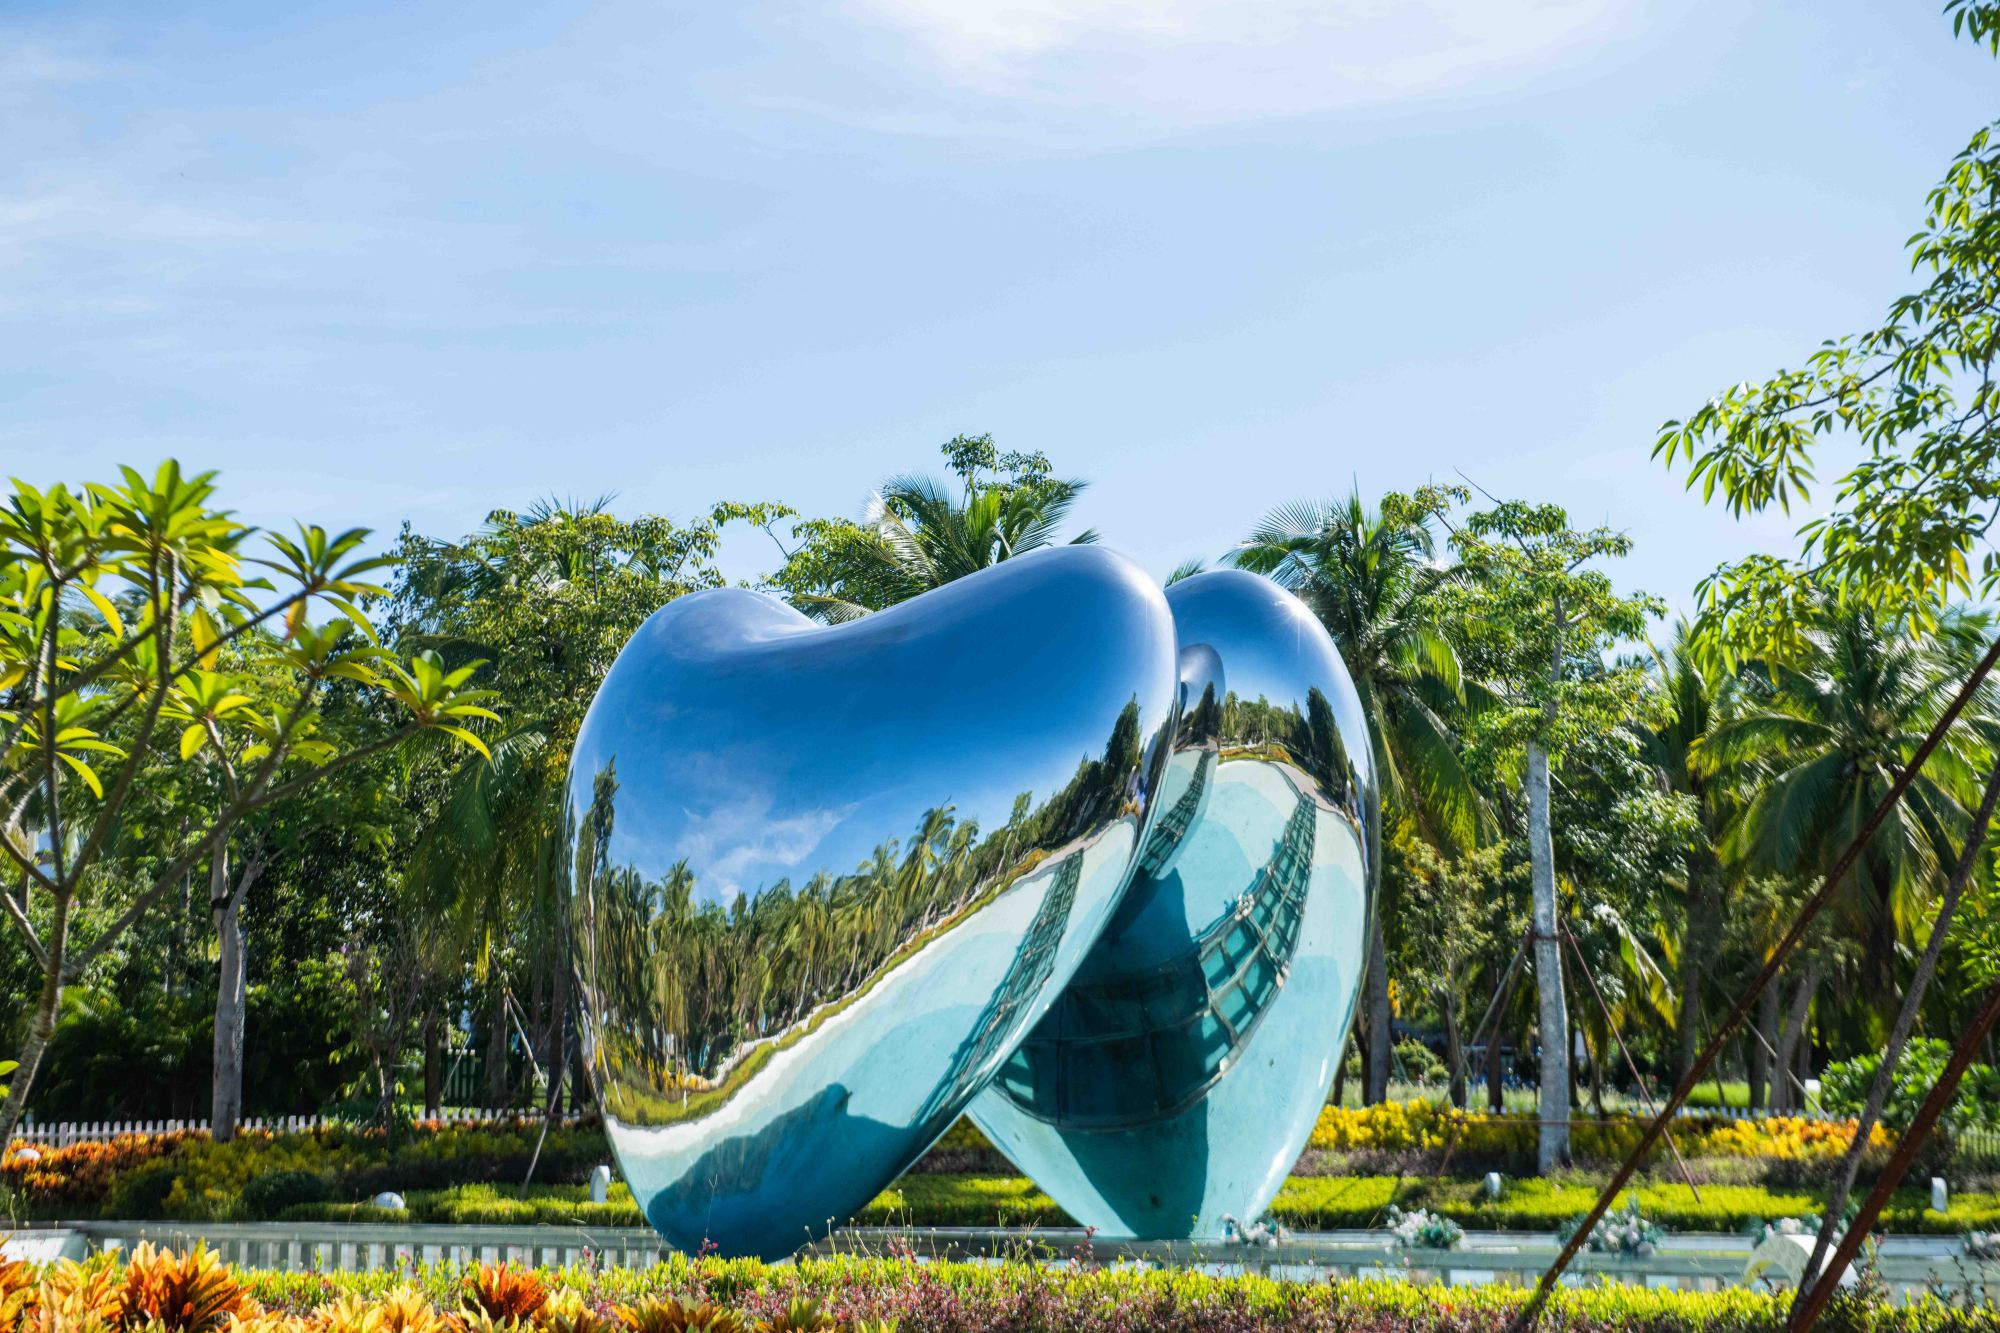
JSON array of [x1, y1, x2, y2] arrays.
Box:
[[284, 1173, 2000, 1236], [23, 1244, 1993, 1333]]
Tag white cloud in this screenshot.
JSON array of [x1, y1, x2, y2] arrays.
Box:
[[812, 0, 1636, 130], [675, 796, 854, 901]]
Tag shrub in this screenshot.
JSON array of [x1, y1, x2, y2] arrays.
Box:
[[1558, 1195, 1665, 1257], [1306, 1100, 1891, 1166], [116, 1243, 258, 1332], [239, 1170, 333, 1219], [1822, 1039, 2000, 1134], [1392, 1040, 1445, 1085]]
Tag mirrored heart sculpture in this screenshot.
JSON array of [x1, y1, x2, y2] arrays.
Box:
[[563, 547, 1180, 1258], [969, 570, 1378, 1239]]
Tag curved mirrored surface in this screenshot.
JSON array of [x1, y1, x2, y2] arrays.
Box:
[[969, 569, 1377, 1239], [563, 547, 1179, 1258]]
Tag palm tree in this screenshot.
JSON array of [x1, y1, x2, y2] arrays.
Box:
[[784, 445, 1096, 622], [1228, 489, 1487, 1103], [1632, 622, 1733, 1083], [1699, 607, 1992, 1040]]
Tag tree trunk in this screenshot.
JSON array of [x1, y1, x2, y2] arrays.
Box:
[[1526, 741, 1569, 1171], [0, 892, 73, 1145], [422, 1007, 443, 1118], [1442, 979, 1467, 1110], [485, 982, 511, 1106], [1796, 986, 1816, 1091], [1487, 1025, 1504, 1112], [1676, 861, 1711, 1082], [210, 843, 247, 1143], [1364, 914, 1391, 1104], [1772, 962, 1819, 1113], [1752, 979, 1779, 1110]]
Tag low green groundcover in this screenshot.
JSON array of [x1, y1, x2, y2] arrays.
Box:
[[233, 1253, 1991, 1333], [284, 1173, 2000, 1235]]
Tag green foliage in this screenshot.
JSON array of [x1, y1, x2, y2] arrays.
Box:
[[254, 1170, 2000, 1237], [237, 1169, 333, 1219], [1445, 501, 1664, 758], [1655, 11, 2000, 658], [5, 1119, 608, 1221], [766, 435, 1095, 622], [1696, 607, 1992, 1012], [0, 461, 503, 1137], [1822, 1037, 2000, 1134], [1230, 484, 1484, 850], [1392, 1039, 1445, 1084]]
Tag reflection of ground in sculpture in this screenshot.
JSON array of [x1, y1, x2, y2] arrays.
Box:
[[994, 782, 1314, 1126], [972, 757, 1368, 1239], [1138, 749, 1214, 876], [921, 852, 1084, 1124]]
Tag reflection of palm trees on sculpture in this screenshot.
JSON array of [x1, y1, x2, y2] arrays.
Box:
[[575, 699, 1149, 1123]]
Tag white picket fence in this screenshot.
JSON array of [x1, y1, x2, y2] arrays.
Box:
[[11, 1102, 1819, 1152], [11, 1109, 564, 1150]]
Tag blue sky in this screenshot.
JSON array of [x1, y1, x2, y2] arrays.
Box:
[[3, 0, 1993, 615]]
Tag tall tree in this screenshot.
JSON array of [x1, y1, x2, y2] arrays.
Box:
[[388, 496, 783, 1109], [1697, 607, 1989, 1025], [0, 464, 497, 1142], [1644, 6, 2000, 1311], [1633, 623, 1733, 1081], [1445, 500, 1661, 1171], [1228, 485, 1485, 1104]]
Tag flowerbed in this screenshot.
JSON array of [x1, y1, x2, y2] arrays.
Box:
[[1, 1118, 607, 1221], [3, 1246, 1992, 1333]]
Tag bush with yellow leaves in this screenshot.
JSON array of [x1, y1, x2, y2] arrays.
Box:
[[1308, 1101, 1892, 1165]]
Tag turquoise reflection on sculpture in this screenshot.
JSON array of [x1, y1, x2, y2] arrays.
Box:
[[562, 548, 1180, 1260], [969, 571, 1377, 1239]]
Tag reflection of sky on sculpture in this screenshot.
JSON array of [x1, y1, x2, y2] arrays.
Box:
[[568, 548, 1173, 903]]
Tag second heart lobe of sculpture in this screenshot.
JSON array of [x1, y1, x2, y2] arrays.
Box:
[[970, 570, 1378, 1239]]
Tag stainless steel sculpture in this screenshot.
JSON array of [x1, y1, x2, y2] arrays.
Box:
[[969, 570, 1377, 1239], [564, 547, 1179, 1259]]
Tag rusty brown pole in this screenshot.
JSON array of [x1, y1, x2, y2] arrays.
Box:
[[1505, 635, 2000, 1333], [1789, 982, 2000, 1332]]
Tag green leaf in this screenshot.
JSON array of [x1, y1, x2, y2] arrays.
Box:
[[56, 750, 103, 797], [78, 581, 125, 635], [435, 724, 492, 761]]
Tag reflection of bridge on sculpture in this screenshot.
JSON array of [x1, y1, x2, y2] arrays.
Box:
[[991, 767, 1318, 1129]]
